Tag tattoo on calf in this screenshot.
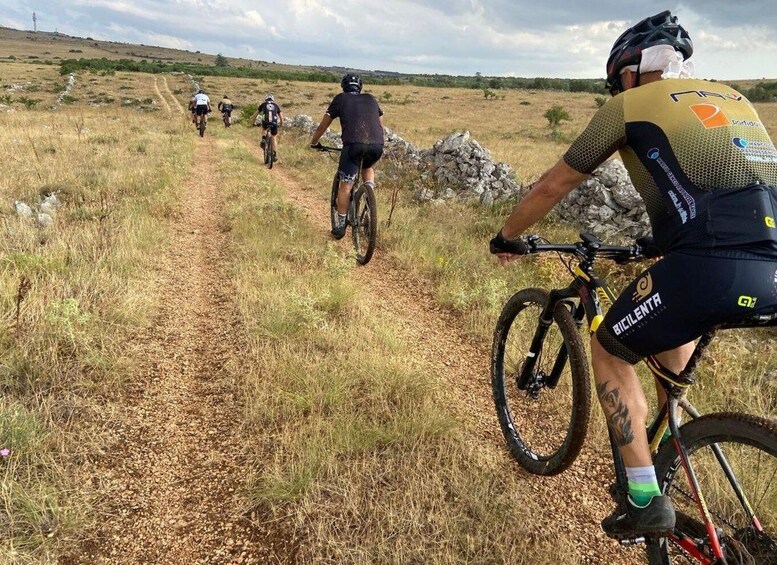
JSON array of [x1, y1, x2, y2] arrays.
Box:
[[596, 381, 635, 447]]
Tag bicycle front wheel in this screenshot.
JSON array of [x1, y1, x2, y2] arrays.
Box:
[[352, 183, 377, 265], [491, 288, 591, 475], [329, 173, 339, 234], [647, 413, 777, 564]]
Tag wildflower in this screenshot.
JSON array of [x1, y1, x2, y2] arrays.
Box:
[[0, 448, 10, 457]]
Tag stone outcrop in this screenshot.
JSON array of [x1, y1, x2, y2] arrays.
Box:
[[55, 73, 77, 108]]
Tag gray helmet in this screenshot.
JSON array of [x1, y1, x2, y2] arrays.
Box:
[[265, 93, 274, 101]]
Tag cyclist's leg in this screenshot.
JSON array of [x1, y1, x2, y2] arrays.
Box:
[[337, 144, 360, 215], [359, 144, 384, 187], [270, 124, 278, 154]]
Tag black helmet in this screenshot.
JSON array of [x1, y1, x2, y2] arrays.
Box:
[[341, 73, 362, 93], [605, 10, 693, 95], [197, 89, 204, 94]]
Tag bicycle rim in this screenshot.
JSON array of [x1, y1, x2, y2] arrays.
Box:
[[491, 288, 591, 475], [352, 185, 377, 265], [648, 414, 777, 564]]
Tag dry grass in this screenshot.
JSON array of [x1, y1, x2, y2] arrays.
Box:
[[0, 107, 190, 560], [1, 59, 776, 561], [210, 135, 583, 563]]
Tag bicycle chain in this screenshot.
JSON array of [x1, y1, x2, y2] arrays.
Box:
[[668, 484, 756, 564]]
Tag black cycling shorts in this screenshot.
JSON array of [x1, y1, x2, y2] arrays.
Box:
[[597, 251, 777, 364], [338, 143, 384, 184], [195, 105, 209, 116], [262, 121, 278, 135]]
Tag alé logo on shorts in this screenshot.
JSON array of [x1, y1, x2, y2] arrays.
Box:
[[738, 295, 758, 308], [689, 103, 730, 129], [613, 274, 663, 336]]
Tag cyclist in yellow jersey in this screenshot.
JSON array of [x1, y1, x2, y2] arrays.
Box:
[[490, 11, 777, 539]]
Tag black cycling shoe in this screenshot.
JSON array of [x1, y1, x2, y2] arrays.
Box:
[[331, 222, 347, 240], [601, 495, 676, 539]]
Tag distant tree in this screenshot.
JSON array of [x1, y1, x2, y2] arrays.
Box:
[[215, 53, 229, 68]]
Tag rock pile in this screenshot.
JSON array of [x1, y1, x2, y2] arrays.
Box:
[[415, 131, 522, 206], [55, 73, 77, 108], [557, 160, 650, 240], [12, 193, 61, 228]]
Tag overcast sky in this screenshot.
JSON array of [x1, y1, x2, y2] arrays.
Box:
[[2, 1, 776, 79]]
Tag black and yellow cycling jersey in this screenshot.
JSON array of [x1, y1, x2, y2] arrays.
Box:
[[565, 78, 777, 256]]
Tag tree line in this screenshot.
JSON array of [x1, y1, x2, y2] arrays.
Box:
[[58, 57, 610, 94]]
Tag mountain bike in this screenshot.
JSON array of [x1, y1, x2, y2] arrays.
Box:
[[261, 130, 274, 169], [222, 110, 231, 128], [313, 144, 377, 265], [491, 232, 777, 564]]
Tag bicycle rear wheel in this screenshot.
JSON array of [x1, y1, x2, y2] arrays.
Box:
[[352, 183, 377, 265], [491, 288, 591, 475], [647, 413, 777, 564], [199, 119, 206, 137]]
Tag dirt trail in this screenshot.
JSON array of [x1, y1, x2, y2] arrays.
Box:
[[153, 77, 172, 115], [160, 75, 186, 114], [266, 160, 642, 564], [67, 141, 279, 564]]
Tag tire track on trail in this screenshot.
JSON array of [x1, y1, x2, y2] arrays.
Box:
[[262, 153, 642, 564], [154, 76, 172, 115], [66, 141, 283, 564], [160, 74, 186, 114]]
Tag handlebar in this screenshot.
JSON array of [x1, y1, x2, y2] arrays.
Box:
[[522, 233, 651, 264], [310, 143, 342, 153]]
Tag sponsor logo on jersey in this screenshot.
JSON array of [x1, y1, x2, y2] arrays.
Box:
[[738, 295, 758, 308], [632, 273, 653, 302], [731, 119, 763, 128], [767, 216, 776, 229], [670, 90, 743, 103], [690, 103, 730, 128], [613, 293, 663, 336], [646, 148, 696, 223], [731, 138, 777, 163]]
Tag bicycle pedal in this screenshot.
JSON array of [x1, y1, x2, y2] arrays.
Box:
[[618, 536, 646, 546]]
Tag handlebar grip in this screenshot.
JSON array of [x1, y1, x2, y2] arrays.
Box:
[[490, 232, 529, 255]]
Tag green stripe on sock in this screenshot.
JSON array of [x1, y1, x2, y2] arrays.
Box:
[[628, 480, 661, 506]]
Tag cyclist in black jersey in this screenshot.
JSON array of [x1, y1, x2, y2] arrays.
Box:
[[251, 94, 284, 160], [490, 10, 777, 539], [309, 74, 385, 239]]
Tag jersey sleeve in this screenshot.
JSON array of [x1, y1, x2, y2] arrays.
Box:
[[258, 102, 266, 113], [326, 95, 341, 119], [563, 96, 627, 174]]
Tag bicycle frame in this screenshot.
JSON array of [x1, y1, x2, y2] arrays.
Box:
[[517, 233, 773, 563]]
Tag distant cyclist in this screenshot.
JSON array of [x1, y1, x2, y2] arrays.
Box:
[[218, 94, 233, 125], [251, 94, 284, 160], [490, 11, 777, 539], [310, 74, 385, 239], [192, 89, 211, 129]]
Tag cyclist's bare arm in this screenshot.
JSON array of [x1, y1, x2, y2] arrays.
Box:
[[310, 114, 334, 145], [278, 112, 284, 127], [500, 159, 587, 239]]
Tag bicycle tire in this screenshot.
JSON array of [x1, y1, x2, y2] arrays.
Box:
[[352, 184, 377, 265], [647, 413, 777, 564], [491, 288, 591, 475], [268, 146, 274, 169], [199, 120, 206, 137], [329, 173, 339, 234]]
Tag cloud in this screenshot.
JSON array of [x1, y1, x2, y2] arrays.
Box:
[[1, 0, 776, 79]]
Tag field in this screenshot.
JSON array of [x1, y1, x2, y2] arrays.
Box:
[[2, 48, 777, 564]]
